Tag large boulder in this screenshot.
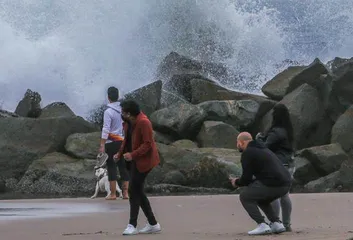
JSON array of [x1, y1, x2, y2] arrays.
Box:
[[335, 158, 353, 192], [65, 132, 101, 159], [331, 105, 353, 156], [293, 156, 320, 185], [189, 147, 242, 166], [330, 64, 353, 116], [156, 51, 229, 84], [327, 57, 353, 77], [262, 66, 306, 100], [153, 131, 176, 145], [150, 102, 207, 139], [155, 143, 241, 189], [122, 80, 162, 117], [319, 59, 353, 121], [297, 143, 348, 176], [15, 89, 42, 118], [16, 152, 96, 197], [156, 52, 204, 81], [198, 100, 260, 131], [196, 121, 239, 149], [303, 171, 340, 193], [157, 143, 205, 171], [189, 79, 268, 104], [161, 170, 187, 185], [145, 165, 166, 186], [162, 74, 216, 102], [228, 100, 259, 130], [197, 100, 237, 123], [185, 156, 236, 189], [170, 139, 198, 149], [0, 179, 6, 193], [39, 102, 76, 118], [160, 89, 189, 109], [303, 114, 334, 149], [0, 116, 98, 179], [261, 58, 328, 100]]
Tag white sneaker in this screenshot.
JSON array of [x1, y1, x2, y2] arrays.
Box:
[[248, 223, 272, 235], [139, 223, 161, 234], [270, 221, 286, 234], [122, 224, 138, 235]]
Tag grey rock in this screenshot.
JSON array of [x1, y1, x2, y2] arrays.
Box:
[[150, 102, 207, 139], [331, 105, 353, 156], [65, 132, 101, 159], [171, 139, 198, 149], [122, 80, 162, 117], [196, 121, 239, 149], [39, 102, 76, 118], [0, 116, 98, 179]]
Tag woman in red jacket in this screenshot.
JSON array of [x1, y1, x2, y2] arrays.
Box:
[[114, 100, 161, 236]]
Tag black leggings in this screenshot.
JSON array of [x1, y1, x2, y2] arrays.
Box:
[[129, 163, 157, 227], [105, 141, 130, 182]]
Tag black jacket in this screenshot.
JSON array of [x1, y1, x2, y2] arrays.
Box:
[[257, 127, 294, 165], [235, 140, 292, 187]]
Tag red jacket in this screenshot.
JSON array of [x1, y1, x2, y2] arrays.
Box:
[[117, 112, 160, 173]]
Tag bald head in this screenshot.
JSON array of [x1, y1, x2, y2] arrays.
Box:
[[236, 132, 253, 152], [237, 132, 253, 141]]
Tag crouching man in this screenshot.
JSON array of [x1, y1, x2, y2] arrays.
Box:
[[230, 132, 292, 235]]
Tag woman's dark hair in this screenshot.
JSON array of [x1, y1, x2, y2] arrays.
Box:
[[271, 103, 294, 144], [107, 87, 119, 102], [120, 100, 141, 117]]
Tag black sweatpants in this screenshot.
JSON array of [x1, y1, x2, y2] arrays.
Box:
[[105, 141, 130, 182], [239, 181, 290, 224], [128, 162, 157, 227]]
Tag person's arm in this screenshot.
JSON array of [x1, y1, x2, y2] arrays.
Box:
[[114, 122, 127, 161], [115, 139, 126, 160], [100, 110, 111, 151], [258, 128, 281, 151], [235, 151, 254, 186], [130, 120, 153, 159]]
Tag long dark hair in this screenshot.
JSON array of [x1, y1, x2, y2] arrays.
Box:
[[271, 103, 294, 144]]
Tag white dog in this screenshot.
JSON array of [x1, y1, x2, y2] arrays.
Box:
[[90, 166, 123, 199]]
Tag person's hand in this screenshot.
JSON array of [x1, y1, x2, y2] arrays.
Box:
[[123, 153, 132, 161], [99, 144, 105, 153], [255, 132, 264, 140], [113, 153, 120, 162], [229, 177, 239, 189]]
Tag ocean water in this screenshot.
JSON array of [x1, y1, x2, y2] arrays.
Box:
[[0, 0, 352, 116]]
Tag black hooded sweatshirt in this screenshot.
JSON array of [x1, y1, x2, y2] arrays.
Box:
[[235, 140, 292, 187], [257, 127, 294, 165]]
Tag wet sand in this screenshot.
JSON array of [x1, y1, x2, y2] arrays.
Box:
[[0, 193, 352, 240]]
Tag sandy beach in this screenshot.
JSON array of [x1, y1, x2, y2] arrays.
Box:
[[0, 193, 352, 240]]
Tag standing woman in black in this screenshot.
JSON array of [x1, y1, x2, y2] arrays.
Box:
[[256, 103, 295, 232]]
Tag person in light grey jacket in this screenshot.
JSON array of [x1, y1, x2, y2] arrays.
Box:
[[256, 103, 295, 232], [99, 87, 130, 200]]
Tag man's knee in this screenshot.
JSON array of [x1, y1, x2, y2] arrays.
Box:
[[239, 190, 250, 203]]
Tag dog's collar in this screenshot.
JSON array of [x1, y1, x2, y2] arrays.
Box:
[[97, 174, 105, 181], [95, 167, 107, 181]]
